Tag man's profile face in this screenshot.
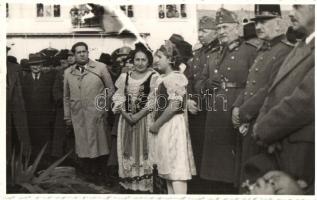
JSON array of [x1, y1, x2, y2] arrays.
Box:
[[74, 45, 89, 65], [256, 18, 280, 40], [198, 28, 217, 46], [290, 5, 315, 32]]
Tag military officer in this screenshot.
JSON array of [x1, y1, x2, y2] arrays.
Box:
[[231, 5, 294, 189], [245, 4, 315, 194], [196, 8, 258, 194], [186, 16, 220, 194]]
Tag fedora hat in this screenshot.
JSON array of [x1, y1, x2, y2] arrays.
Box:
[[96, 53, 113, 65], [28, 53, 46, 65]]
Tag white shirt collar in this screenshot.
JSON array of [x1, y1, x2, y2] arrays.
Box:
[[305, 32, 315, 44], [32, 72, 40, 80]]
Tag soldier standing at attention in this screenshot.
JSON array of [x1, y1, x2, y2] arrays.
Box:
[[231, 4, 294, 189], [196, 8, 258, 194], [186, 16, 220, 194]]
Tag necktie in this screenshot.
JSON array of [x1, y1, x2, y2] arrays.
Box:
[[76, 66, 84, 74], [35, 73, 39, 80]]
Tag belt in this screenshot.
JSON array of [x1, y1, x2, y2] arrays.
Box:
[[221, 82, 246, 89]]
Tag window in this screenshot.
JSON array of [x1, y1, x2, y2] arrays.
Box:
[[6, 3, 9, 18], [158, 4, 188, 19], [36, 4, 60, 18], [120, 5, 134, 18], [70, 4, 104, 31]]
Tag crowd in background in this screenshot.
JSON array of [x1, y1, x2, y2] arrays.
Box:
[[6, 4, 314, 195]]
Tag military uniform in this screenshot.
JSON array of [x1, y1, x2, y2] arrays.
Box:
[[195, 10, 259, 192], [197, 38, 258, 187], [233, 35, 294, 186], [187, 39, 220, 169], [186, 16, 220, 194]]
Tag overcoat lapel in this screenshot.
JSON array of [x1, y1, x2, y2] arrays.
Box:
[[270, 40, 314, 91]]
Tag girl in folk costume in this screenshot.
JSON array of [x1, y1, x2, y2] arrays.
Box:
[[112, 42, 159, 192], [150, 41, 196, 194]]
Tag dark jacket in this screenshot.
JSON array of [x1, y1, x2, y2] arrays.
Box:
[[253, 39, 315, 188], [186, 40, 220, 171], [21, 70, 56, 155], [7, 62, 30, 158]]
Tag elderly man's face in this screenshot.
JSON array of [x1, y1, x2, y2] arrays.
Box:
[[30, 64, 42, 73], [289, 5, 315, 32], [256, 18, 281, 40], [217, 23, 240, 44], [198, 28, 217, 46]]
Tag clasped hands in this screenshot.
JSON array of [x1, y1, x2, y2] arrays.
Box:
[[206, 78, 222, 89], [120, 109, 143, 126]]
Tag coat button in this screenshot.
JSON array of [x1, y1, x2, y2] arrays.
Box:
[[231, 56, 235, 60], [204, 64, 207, 66], [252, 80, 256, 84], [255, 68, 259, 72], [250, 92, 254, 96], [227, 67, 231, 71], [244, 92, 248, 95], [194, 74, 197, 78], [194, 65, 197, 69], [246, 80, 249, 84], [207, 55, 210, 58], [235, 48, 239, 51], [214, 69, 218, 74], [272, 56, 276, 60]]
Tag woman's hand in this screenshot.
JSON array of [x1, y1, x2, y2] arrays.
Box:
[[149, 123, 160, 134], [121, 111, 137, 126]]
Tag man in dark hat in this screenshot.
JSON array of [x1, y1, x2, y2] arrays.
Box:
[[245, 4, 315, 194], [96, 53, 113, 66], [231, 4, 294, 190], [51, 49, 74, 159], [111, 46, 132, 81], [186, 16, 220, 194], [20, 58, 30, 78], [196, 7, 258, 194], [6, 46, 31, 161], [168, 33, 193, 72], [21, 52, 56, 165]]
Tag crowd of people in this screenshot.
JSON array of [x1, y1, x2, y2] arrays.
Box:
[[6, 4, 314, 195]]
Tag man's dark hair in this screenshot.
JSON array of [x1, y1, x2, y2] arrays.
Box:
[[71, 42, 89, 53]]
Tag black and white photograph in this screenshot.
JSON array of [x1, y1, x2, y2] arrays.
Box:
[[3, 0, 316, 198]]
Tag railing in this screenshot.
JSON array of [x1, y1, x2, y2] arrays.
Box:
[[118, 164, 167, 194]]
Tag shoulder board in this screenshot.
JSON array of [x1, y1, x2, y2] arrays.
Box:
[[192, 43, 203, 51], [281, 38, 296, 47], [245, 38, 263, 49]]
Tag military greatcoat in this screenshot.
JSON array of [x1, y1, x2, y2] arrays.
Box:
[[196, 39, 258, 183], [186, 39, 220, 171], [232, 35, 294, 185]]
